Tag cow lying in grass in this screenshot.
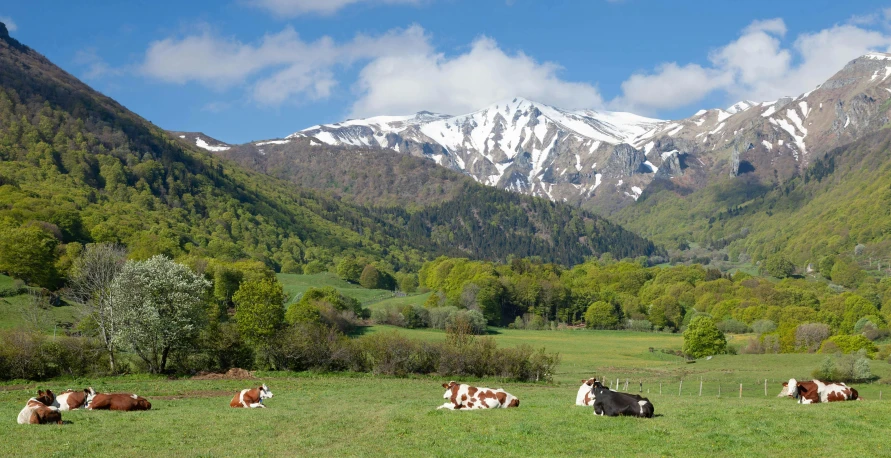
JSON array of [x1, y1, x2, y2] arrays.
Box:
[[230, 384, 274, 408], [89, 393, 152, 411], [437, 381, 520, 410], [779, 379, 860, 404], [589, 381, 654, 418], [54, 387, 96, 411], [17, 390, 62, 425]]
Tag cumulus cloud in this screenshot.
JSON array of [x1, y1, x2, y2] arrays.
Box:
[[613, 17, 891, 113], [350, 36, 603, 117], [73, 48, 122, 79], [249, 0, 422, 17], [139, 25, 431, 105], [0, 16, 17, 32], [139, 25, 603, 113]]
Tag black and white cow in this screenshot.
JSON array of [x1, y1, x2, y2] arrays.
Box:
[[590, 381, 654, 418]]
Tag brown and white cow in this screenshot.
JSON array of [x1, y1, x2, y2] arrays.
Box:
[[577, 378, 599, 406], [781, 378, 860, 404], [230, 384, 273, 408], [88, 393, 152, 411], [437, 381, 520, 410], [54, 387, 96, 411], [17, 391, 62, 425]]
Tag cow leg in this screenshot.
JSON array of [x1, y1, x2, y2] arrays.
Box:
[[248, 402, 265, 408]]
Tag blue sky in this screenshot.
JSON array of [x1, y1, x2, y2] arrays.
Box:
[[3, 1, 891, 143]]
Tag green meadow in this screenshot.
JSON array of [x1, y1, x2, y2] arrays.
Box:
[[3, 327, 890, 457]]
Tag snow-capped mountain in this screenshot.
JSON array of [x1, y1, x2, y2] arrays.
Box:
[[254, 52, 891, 211], [290, 97, 666, 203]]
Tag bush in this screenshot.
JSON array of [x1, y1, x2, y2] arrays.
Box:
[[0, 330, 107, 381], [0, 279, 26, 297], [819, 335, 878, 356], [716, 319, 750, 334], [360, 331, 440, 376], [682, 316, 727, 358], [794, 323, 830, 353], [428, 306, 459, 330], [625, 319, 653, 332], [584, 301, 619, 329], [303, 261, 327, 275], [811, 351, 873, 383], [371, 304, 429, 329], [751, 319, 777, 335], [445, 309, 487, 335], [268, 323, 357, 372]]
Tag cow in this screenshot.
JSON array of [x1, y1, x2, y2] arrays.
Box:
[[577, 378, 607, 406], [17, 391, 62, 425], [54, 387, 96, 411], [781, 379, 860, 404], [229, 384, 273, 408], [437, 381, 520, 410], [590, 381, 654, 418], [88, 393, 152, 411]]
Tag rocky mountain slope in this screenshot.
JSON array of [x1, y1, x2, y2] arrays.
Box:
[[285, 53, 891, 213]]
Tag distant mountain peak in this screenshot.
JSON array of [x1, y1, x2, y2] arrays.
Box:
[[725, 100, 757, 114]]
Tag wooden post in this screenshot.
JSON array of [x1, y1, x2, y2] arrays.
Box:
[[679, 380, 683, 396], [639, 381, 642, 393], [880, 391, 882, 400], [659, 383, 662, 395], [718, 384, 721, 397], [739, 384, 742, 398], [616, 378, 620, 391], [764, 379, 767, 396], [625, 379, 629, 391], [699, 378, 703, 396]]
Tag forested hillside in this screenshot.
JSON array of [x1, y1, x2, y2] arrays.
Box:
[[616, 128, 891, 272], [0, 23, 660, 289]]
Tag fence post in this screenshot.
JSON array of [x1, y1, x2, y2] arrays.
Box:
[[679, 380, 683, 396], [764, 379, 767, 396], [639, 381, 642, 393], [625, 379, 629, 391], [616, 379, 619, 391], [718, 384, 721, 397], [699, 378, 703, 396], [880, 391, 883, 400], [739, 384, 742, 398], [659, 383, 662, 395]]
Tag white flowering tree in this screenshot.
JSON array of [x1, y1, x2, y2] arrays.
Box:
[[109, 255, 210, 373]]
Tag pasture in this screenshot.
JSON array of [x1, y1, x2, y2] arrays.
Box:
[[3, 328, 890, 457]]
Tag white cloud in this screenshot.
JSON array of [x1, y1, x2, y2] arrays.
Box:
[[248, 0, 422, 17], [0, 16, 17, 32], [613, 17, 891, 113], [139, 25, 431, 105], [139, 25, 602, 113], [350, 36, 604, 117], [73, 48, 122, 79]]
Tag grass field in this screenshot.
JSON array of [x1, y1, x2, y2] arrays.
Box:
[[0, 274, 82, 332], [276, 272, 395, 304], [3, 327, 891, 457]]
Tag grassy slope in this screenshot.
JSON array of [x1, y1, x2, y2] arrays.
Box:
[[276, 273, 394, 304], [0, 274, 81, 331], [3, 329, 890, 457]]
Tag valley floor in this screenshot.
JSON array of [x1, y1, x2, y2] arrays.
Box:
[[2, 329, 888, 457]]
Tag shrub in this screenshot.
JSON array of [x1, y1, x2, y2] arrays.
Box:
[[0, 279, 26, 297], [445, 309, 487, 335], [819, 335, 878, 356], [303, 260, 327, 275], [716, 318, 750, 334], [812, 351, 873, 383], [428, 306, 459, 330], [751, 319, 777, 335], [268, 323, 356, 372], [584, 301, 619, 329], [360, 331, 440, 376], [0, 330, 107, 381], [682, 316, 727, 358], [795, 323, 831, 353], [625, 319, 653, 332]]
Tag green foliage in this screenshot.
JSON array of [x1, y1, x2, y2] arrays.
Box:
[[819, 335, 878, 356], [232, 278, 286, 348], [336, 258, 364, 284], [584, 301, 619, 329], [285, 286, 363, 325], [359, 264, 382, 289], [716, 318, 750, 334], [762, 254, 795, 278], [682, 316, 727, 358], [0, 222, 59, 288]]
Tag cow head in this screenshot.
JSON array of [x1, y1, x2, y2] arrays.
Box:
[[84, 387, 96, 407], [580, 378, 598, 386], [441, 381, 459, 399], [35, 389, 55, 406], [259, 384, 273, 400], [135, 397, 152, 410], [784, 379, 801, 399]]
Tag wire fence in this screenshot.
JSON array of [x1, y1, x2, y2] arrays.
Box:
[[596, 377, 883, 400]]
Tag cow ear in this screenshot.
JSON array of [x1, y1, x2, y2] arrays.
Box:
[[442, 383, 449, 389], [782, 382, 787, 387]]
